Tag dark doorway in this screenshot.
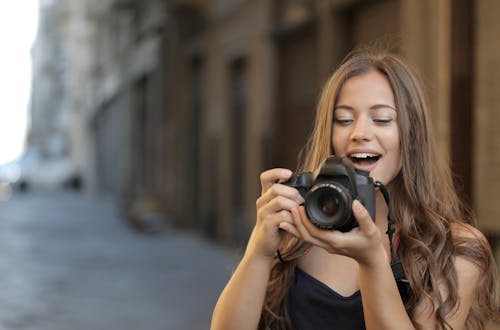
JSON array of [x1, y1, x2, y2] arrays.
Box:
[[450, 0, 474, 207], [274, 25, 318, 170], [229, 57, 247, 241], [188, 56, 202, 228]]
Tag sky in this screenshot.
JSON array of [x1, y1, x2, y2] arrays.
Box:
[[0, 2, 39, 165]]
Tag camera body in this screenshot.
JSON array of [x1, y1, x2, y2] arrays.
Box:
[[283, 156, 376, 232]]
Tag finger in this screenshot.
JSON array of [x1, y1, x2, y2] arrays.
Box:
[[291, 207, 326, 248], [352, 200, 376, 231], [297, 207, 348, 252], [291, 207, 308, 238], [255, 208, 294, 235], [269, 211, 303, 242], [260, 168, 293, 194], [278, 222, 300, 237], [256, 182, 304, 209], [259, 195, 301, 218], [274, 210, 294, 227]]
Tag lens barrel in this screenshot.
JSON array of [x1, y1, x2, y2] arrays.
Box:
[[305, 183, 352, 230]]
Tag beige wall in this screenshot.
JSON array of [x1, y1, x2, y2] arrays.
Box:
[[475, 0, 500, 289], [400, 0, 451, 159], [475, 0, 500, 235]]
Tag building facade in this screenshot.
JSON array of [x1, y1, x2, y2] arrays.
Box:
[[32, 0, 171, 230]]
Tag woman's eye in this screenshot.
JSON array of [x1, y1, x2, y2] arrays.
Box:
[[334, 118, 353, 125], [373, 118, 393, 124]]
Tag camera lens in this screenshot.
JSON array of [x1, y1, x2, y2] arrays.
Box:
[[305, 183, 352, 230], [317, 193, 340, 217]]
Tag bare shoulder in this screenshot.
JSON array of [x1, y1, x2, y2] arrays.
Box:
[[415, 222, 496, 328], [414, 222, 496, 328]]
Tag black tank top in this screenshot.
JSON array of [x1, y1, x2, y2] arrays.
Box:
[[288, 267, 365, 330]]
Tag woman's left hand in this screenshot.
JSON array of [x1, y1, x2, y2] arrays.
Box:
[[283, 200, 388, 266]]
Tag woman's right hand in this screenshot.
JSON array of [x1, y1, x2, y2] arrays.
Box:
[[211, 168, 304, 329], [244, 168, 305, 262]]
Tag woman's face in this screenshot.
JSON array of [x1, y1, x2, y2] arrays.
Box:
[[332, 70, 402, 185]]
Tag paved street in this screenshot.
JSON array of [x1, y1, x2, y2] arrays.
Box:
[[0, 192, 239, 330]]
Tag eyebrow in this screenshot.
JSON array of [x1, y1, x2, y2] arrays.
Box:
[[334, 104, 396, 111]]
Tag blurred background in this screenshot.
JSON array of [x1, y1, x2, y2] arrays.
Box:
[[0, 0, 499, 329]]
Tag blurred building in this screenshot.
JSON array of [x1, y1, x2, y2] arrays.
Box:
[[30, 0, 500, 264], [31, 0, 169, 230]]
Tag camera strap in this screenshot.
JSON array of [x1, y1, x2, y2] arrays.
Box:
[[374, 181, 411, 302]]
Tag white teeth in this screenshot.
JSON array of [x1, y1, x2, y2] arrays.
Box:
[[350, 153, 379, 159]]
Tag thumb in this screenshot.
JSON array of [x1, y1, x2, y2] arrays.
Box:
[[352, 199, 375, 229]]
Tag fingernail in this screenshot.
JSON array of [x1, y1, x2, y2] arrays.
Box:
[[353, 200, 363, 212]]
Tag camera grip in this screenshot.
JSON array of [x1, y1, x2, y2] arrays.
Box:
[[281, 172, 313, 199], [356, 184, 376, 220]]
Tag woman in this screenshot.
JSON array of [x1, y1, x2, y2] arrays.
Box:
[[211, 49, 499, 329]]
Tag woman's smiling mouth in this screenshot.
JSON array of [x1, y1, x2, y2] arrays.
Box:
[[348, 152, 381, 172]]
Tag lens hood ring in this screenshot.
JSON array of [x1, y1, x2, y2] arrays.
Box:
[[305, 182, 352, 230]]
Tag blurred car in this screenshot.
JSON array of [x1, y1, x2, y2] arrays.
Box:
[[0, 149, 82, 192]]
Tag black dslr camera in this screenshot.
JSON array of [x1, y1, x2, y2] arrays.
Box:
[[283, 156, 376, 232]]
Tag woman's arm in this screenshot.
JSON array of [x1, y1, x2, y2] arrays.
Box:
[[357, 246, 415, 330], [360, 257, 478, 330], [210, 249, 274, 330], [359, 219, 485, 330], [211, 168, 304, 330]]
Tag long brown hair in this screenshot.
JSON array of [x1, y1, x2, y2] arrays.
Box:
[[259, 49, 499, 329]]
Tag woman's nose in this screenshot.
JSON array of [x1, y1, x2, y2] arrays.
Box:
[[350, 117, 373, 142]]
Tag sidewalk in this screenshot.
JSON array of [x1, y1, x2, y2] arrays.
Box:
[[0, 192, 239, 330]]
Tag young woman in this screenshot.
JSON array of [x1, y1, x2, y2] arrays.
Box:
[[211, 49, 499, 329]]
